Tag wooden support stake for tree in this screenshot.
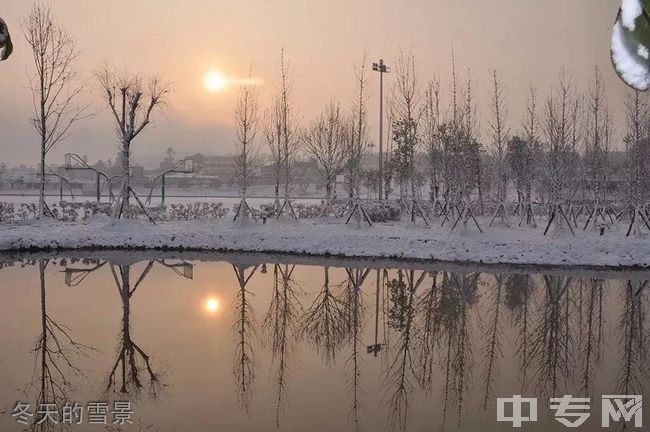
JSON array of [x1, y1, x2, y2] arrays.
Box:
[[489, 201, 511, 227]]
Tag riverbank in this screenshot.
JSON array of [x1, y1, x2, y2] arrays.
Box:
[[0, 215, 648, 268]]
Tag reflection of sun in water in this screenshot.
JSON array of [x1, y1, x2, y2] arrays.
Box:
[[204, 70, 228, 92], [205, 297, 220, 314]]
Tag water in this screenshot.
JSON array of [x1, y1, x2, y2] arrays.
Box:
[[0, 252, 647, 431]]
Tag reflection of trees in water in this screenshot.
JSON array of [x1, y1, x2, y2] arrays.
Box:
[[414, 271, 442, 395], [481, 274, 505, 409], [301, 266, 348, 364], [617, 280, 648, 395], [231, 264, 259, 414], [383, 269, 426, 430], [19, 258, 647, 430], [342, 268, 370, 431], [504, 273, 535, 390], [262, 264, 302, 428], [530, 275, 573, 396], [577, 279, 605, 396], [30, 259, 94, 431], [60, 258, 192, 400], [105, 262, 165, 399], [439, 272, 479, 429]]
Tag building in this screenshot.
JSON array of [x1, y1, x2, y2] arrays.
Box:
[[188, 153, 238, 180]]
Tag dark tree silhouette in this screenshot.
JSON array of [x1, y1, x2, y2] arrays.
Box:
[[481, 274, 505, 409], [578, 279, 606, 396], [231, 264, 259, 413], [617, 280, 648, 396], [342, 267, 370, 431], [414, 271, 443, 394], [438, 272, 479, 430], [29, 259, 94, 431], [384, 269, 426, 430], [105, 261, 164, 399], [263, 264, 302, 428], [301, 266, 347, 364], [504, 273, 536, 391], [530, 275, 574, 396]]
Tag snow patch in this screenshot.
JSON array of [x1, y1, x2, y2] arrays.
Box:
[[622, 0, 644, 30], [638, 43, 649, 59], [612, 20, 650, 90]]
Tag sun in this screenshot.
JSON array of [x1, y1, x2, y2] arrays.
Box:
[[204, 297, 220, 314], [204, 70, 228, 92]]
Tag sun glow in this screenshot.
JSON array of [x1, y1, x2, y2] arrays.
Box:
[[204, 70, 228, 92], [204, 297, 221, 314]]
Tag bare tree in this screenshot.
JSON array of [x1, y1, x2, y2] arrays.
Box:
[[507, 86, 540, 226], [542, 72, 581, 233], [391, 50, 422, 205], [233, 68, 260, 223], [96, 66, 170, 220], [275, 49, 301, 216], [522, 86, 540, 203], [542, 71, 581, 203], [584, 67, 607, 206], [23, 3, 88, 218], [488, 69, 510, 204], [346, 51, 372, 200], [303, 100, 348, 200], [623, 89, 650, 209], [423, 78, 442, 202], [464, 68, 484, 214], [264, 99, 284, 206]]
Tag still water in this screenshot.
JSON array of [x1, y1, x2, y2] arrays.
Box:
[[0, 253, 647, 431]]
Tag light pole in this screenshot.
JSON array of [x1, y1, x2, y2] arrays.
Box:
[[372, 59, 390, 200]]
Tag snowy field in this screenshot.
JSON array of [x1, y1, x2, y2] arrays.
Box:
[[0, 215, 649, 269]]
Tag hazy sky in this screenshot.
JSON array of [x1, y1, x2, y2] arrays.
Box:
[[0, 0, 629, 167]]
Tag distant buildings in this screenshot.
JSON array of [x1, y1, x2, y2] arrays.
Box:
[[187, 154, 239, 180]]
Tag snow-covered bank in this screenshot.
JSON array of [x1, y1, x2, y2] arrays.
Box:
[[0, 215, 649, 268]]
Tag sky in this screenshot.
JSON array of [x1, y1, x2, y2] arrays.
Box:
[[0, 0, 630, 168]]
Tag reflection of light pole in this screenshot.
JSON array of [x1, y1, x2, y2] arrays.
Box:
[[372, 59, 390, 200], [367, 268, 383, 357]]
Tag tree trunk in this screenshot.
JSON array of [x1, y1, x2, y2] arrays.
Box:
[[39, 259, 47, 403], [120, 140, 131, 218], [39, 147, 46, 218]]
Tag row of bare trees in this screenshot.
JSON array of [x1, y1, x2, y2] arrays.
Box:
[[231, 49, 373, 222], [23, 1, 650, 225], [22, 2, 169, 220]]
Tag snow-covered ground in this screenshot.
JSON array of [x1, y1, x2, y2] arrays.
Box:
[[0, 193, 323, 207], [0, 215, 649, 269]]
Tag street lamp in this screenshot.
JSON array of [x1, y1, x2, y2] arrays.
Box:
[[372, 59, 390, 200]]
